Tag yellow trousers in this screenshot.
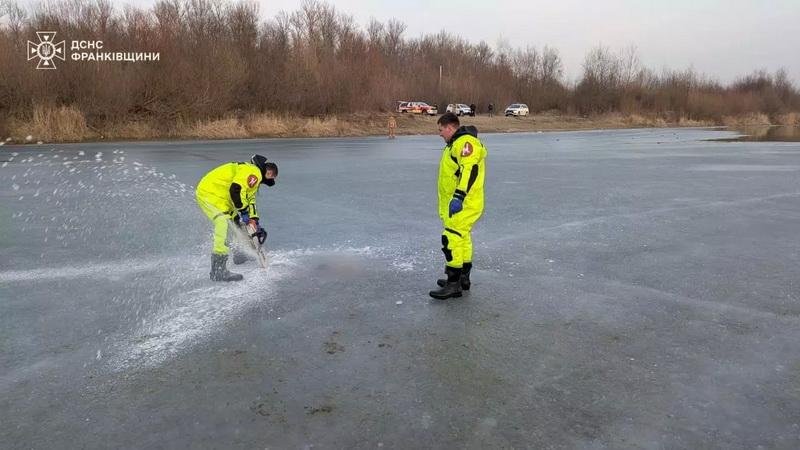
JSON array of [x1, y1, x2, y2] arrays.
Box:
[[441, 205, 482, 269], [196, 192, 233, 255]]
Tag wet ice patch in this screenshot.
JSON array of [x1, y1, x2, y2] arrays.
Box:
[[0, 255, 187, 283], [310, 252, 368, 280]]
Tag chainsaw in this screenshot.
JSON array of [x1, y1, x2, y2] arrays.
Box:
[[237, 221, 269, 269]]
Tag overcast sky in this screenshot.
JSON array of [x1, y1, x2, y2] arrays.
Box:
[[15, 0, 800, 84]]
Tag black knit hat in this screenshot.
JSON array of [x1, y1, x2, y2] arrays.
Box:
[[250, 154, 278, 180]]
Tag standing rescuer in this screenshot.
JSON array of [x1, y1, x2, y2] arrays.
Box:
[[196, 154, 277, 282], [388, 115, 397, 139], [430, 112, 487, 299]]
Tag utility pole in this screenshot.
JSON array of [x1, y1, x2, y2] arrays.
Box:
[[439, 65, 443, 106]]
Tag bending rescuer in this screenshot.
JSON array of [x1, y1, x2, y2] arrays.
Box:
[[195, 154, 277, 281]]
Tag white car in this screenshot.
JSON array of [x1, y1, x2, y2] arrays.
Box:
[[504, 103, 530, 117], [446, 103, 472, 116]]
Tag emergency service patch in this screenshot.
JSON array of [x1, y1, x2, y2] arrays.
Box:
[[461, 142, 473, 157], [247, 174, 258, 188]]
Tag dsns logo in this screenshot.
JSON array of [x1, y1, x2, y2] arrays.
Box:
[[27, 31, 66, 69]]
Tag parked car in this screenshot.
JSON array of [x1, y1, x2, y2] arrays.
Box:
[[446, 104, 472, 116], [504, 103, 530, 116], [403, 101, 437, 115]]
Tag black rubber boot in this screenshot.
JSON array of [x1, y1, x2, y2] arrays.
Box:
[[460, 262, 472, 290], [437, 262, 471, 290], [210, 254, 243, 282], [430, 267, 463, 300]]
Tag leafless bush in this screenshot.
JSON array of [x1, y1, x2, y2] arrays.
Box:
[[7, 104, 93, 141]]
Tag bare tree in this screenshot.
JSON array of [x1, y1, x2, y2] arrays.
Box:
[[0, 0, 797, 131]]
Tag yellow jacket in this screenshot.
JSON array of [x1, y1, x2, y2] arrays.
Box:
[[438, 126, 487, 222], [196, 162, 262, 219]]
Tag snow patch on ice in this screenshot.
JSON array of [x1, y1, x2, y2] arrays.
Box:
[[391, 260, 415, 272], [111, 263, 290, 371], [108, 246, 385, 372]]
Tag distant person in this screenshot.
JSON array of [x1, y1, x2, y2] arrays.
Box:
[[469, 103, 476, 117], [387, 115, 397, 139], [429, 112, 488, 300], [487, 103, 494, 117], [195, 155, 277, 282]]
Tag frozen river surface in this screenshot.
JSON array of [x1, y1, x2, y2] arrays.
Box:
[[2, 128, 800, 448]]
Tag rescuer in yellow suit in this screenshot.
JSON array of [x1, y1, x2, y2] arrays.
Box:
[[430, 112, 487, 300], [196, 154, 278, 282]]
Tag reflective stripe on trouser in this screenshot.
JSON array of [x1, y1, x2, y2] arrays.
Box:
[[196, 192, 233, 255], [441, 206, 481, 269]]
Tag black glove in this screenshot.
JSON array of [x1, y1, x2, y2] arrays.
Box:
[[254, 227, 267, 245], [247, 218, 267, 244]]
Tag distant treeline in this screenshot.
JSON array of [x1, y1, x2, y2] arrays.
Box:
[[1, 0, 798, 130]]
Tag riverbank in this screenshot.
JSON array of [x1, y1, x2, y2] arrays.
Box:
[[1, 110, 798, 145]]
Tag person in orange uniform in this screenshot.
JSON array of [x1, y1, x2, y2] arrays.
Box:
[[388, 115, 397, 139]]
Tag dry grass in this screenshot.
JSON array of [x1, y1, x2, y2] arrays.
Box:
[[299, 116, 368, 137], [179, 117, 249, 139], [8, 105, 94, 142], [105, 121, 159, 140], [5, 108, 797, 144], [776, 113, 799, 126], [244, 113, 291, 137], [626, 114, 669, 127], [228, 113, 376, 138], [677, 116, 715, 127], [299, 117, 340, 137], [722, 113, 771, 127]]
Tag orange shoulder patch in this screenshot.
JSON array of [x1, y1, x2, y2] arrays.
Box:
[[461, 142, 473, 157], [247, 174, 258, 188]]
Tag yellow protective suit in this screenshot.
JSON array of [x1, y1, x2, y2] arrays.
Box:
[[438, 126, 487, 269], [195, 162, 262, 255]]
